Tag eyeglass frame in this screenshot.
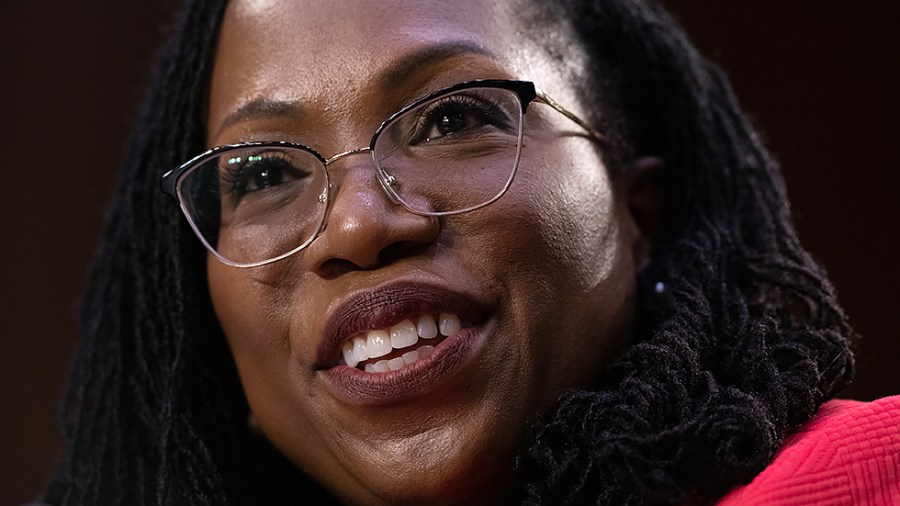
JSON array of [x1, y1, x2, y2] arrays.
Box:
[[161, 79, 604, 268]]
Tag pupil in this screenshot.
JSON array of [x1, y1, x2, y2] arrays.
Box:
[[438, 113, 466, 135], [255, 167, 282, 188]]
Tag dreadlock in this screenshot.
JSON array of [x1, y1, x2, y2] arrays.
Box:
[[43, 0, 854, 504], [513, 1, 855, 504], [43, 0, 316, 503]]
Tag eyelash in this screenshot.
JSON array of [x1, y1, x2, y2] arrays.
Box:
[[219, 153, 303, 201], [409, 94, 511, 144]]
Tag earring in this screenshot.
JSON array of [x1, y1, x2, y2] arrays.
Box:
[[654, 281, 665, 294]]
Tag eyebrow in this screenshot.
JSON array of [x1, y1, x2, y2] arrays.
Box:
[[214, 99, 304, 141], [376, 40, 494, 91], [213, 41, 496, 141]]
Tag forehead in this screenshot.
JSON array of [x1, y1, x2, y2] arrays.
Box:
[[208, 0, 587, 142], [227, 0, 506, 51]]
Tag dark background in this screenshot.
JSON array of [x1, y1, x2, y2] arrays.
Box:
[[2, 2, 898, 504]]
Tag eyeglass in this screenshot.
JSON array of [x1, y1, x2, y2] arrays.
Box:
[[161, 79, 602, 268]]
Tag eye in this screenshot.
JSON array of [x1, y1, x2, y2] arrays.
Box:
[[220, 151, 312, 202], [412, 92, 513, 144], [248, 161, 286, 190], [429, 102, 477, 137]]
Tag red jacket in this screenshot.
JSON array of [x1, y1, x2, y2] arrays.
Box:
[[718, 395, 900, 505]]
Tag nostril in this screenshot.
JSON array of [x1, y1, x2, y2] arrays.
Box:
[[317, 258, 361, 280], [315, 241, 432, 279], [378, 240, 432, 266]]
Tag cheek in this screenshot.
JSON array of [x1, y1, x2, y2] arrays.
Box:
[[206, 260, 307, 418], [469, 141, 636, 386], [209, 263, 288, 353], [207, 260, 344, 474], [500, 140, 625, 288]]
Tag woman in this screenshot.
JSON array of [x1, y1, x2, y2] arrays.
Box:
[[42, 0, 896, 504]]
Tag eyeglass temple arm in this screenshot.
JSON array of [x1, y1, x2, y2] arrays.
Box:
[[534, 92, 605, 143]]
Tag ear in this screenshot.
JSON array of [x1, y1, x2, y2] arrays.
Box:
[[623, 156, 665, 272]]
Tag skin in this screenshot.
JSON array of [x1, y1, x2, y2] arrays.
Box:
[[206, 0, 657, 503]]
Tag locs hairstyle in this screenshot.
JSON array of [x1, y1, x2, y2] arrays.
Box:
[[44, 0, 854, 504]]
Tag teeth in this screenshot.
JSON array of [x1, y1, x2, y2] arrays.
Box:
[[388, 357, 406, 371], [416, 314, 437, 339], [362, 345, 430, 374], [366, 329, 392, 359], [417, 315, 438, 339], [340, 313, 461, 371], [439, 313, 461, 336], [342, 341, 358, 368], [352, 337, 368, 363], [390, 319, 418, 349]]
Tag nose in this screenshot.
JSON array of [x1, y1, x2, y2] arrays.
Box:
[[301, 151, 439, 277]]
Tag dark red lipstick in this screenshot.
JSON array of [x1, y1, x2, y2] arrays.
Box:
[[316, 281, 493, 405]]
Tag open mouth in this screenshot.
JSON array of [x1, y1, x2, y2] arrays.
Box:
[[339, 313, 461, 373], [319, 283, 494, 404]]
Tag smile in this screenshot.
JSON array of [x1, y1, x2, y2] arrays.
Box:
[[340, 313, 462, 372], [318, 282, 493, 405]]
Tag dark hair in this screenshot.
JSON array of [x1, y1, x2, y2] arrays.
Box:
[[44, 0, 854, 504]]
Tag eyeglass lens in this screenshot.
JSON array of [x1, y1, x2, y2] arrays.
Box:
[[177, 86, 524, 266]]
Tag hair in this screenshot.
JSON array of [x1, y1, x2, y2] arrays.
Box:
[[43, 0, 854, 504]]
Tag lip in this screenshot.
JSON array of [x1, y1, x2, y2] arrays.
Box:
[[322, 323, 489, 405], [316, 280, 493, 405]]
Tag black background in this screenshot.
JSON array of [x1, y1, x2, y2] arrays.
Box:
[[2, 2, 898, 503]]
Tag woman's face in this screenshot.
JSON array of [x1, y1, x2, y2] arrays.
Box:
[[206, 0, 649, 503]]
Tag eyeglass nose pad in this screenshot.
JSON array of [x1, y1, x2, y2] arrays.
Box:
[[314, 178, 334, 235], [316, 153, 405, 235], [376, 168, 402, 205]]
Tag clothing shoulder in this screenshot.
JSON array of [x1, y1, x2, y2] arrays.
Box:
[[718, 395, 900, 506]]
